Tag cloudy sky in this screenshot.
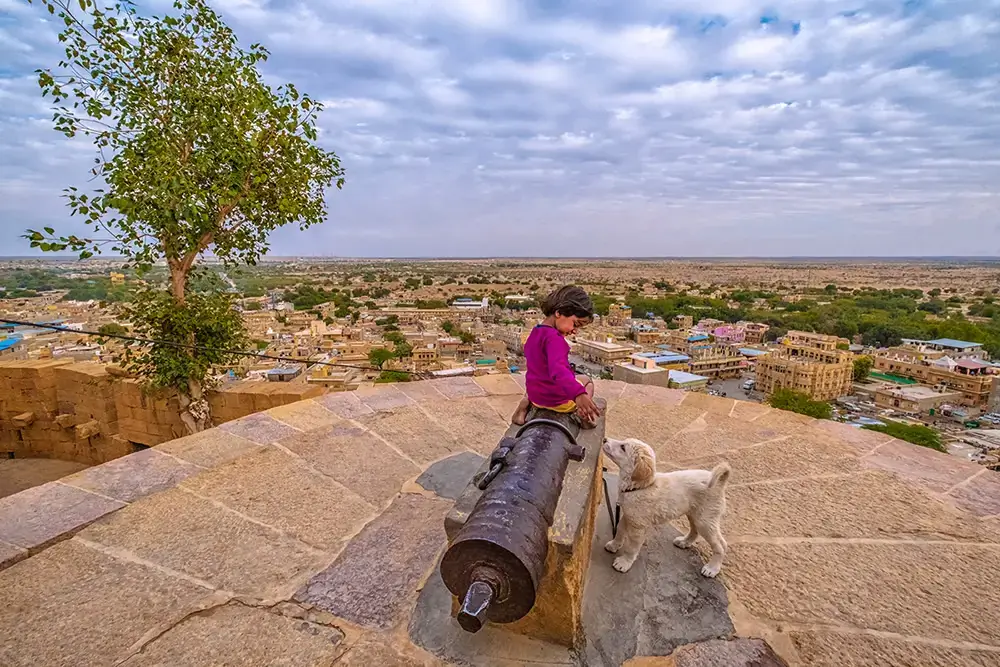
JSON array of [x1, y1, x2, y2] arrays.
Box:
[[2, 0, 999, 257]]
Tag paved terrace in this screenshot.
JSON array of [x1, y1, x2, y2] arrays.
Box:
[[1, 377, 999, 666]]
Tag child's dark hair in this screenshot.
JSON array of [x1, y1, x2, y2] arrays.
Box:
[[541, 285, 594, 319]]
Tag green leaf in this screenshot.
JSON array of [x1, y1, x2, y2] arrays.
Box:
[[43, 226, 55, 235]]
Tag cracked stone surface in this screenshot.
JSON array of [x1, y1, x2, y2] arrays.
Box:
[[121, 603, 347, 667], [0, 378, 997, 666]]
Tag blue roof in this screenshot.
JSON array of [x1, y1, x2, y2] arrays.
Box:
[[687, 334, 709, 342], [926, 338, 981, 349], [638, 352, 690, 363], [0, 336, 23, 352], [738, 348, 769, 357], [668, 370, 709, 383]]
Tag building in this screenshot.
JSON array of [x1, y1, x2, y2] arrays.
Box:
[[873, 385, 962, 414], [109, 272, 125, 285], [667, 369, 710, 391], [482, 340, 507, 358], [687, 345, 744, 379], [634, 351, 690, 370], [673, 315, 693, 329], [741, 322, 770, 345], [0, 336, 27, 360], [613, 354, 670, 388], [451, 297, 490, 312], [410, 344, 440, 369], [607, 303, 632, 326], [662, 330, 710, 354], [755, 331, 854, 400], [710, 325, 746, 346], [911, 338, 987, 361], [494, 326, 531, 355], [874, 347, 996, 409], [575, 339, 636, 367]]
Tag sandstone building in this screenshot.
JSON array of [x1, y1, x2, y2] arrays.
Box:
[[756, 331, 854, 400]]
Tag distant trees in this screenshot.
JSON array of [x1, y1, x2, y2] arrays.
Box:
[[368, 348, 395, 369], [97, 322, 128, 337], [862, 419, 944, 452], [767, 388, 833, 420], [861, 325, 902, 349], [852, 355, 873, 382], [441, 320, 457, 335], [458, 331, 476, 345]]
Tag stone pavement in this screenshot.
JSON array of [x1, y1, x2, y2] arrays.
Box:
[[0, 377, 998, 666]]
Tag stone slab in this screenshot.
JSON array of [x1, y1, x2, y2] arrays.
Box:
[[863, 439, 982, 493], [0, 539, 27, 571], [358, 385, 417, 412], [581, 500, 734, 667], [655, 417, 792, 466], [398, 380, 449, 403], [219, 412, 301, 444], [948, 470, 1000, 517], [620, 384, 686, 406], [295, 494, 451, 630], [422, 397, 512, 456], [0, 458, 90, 499], [790, 628, 1000, 667], [122, 603, 346, 667], [155, 429, 263, 469], [679, 437, 861, 487], [315, 391, 375, 419], [0, 481, 125, 551], [724, 542, 1000, 646], [815, 419, 893, 455], [430, 376, 487, 399], [63, 448, 201, 503], [280, 424, 421, 507], [473, 373, 523, 396], [415, 452, 485, 500], [0, 538, 208, 667], [336, 637, 445, 667], [669, 638, 789, 667], [357, 406, 466, 467], [724, 470, 1000, 542], [266, 399, 342, 431], [181, 448, 376, 552], [605, 400, 708, 451], [80, 487, 322, 597], [408, 569, 574, 666]]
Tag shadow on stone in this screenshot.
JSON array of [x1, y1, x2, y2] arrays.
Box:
[[408, 568, 574, 666], [415, 452, 485, 500], [581, 474, 734, 667]]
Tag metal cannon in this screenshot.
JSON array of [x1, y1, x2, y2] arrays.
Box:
[[439, 415, 586, 633]]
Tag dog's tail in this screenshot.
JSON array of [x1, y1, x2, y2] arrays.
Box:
[[709, 462, 731, 488]]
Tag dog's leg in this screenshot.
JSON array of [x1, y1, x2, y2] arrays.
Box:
[[613, 523, 645, 573], [673, 515, 699, 549], [604, 513, 630, 554], [697, 520, 727, 578]]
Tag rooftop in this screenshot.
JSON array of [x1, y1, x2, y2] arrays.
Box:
[[577, 339, 633, 351], [637, 352, 691, 363], [1, 379, 999, 666], [0, 336, 23, 352], [926, 338, 983, 349], [667, 369, 709, 383]]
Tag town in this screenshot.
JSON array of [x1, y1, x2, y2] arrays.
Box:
[[3, 256, 999, 471]]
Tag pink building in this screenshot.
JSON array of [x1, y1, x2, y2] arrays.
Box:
[[711, 325, 746, 345]]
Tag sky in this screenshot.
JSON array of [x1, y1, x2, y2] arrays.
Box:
[[2, 0, 1000, 258]]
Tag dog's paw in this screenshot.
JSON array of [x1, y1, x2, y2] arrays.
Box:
[[613, 556, 634, 573], [673, 536, 693, 549], [604, 540, 620, 554], [700, 563, 722, 578]]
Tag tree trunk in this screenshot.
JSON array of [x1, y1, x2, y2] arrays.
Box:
[[169, 261, 211, 434]]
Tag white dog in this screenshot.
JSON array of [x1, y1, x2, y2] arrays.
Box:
[[601, 437, 730, 578]]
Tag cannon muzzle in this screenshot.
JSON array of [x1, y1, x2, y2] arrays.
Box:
[[440, 414, 584, 632]]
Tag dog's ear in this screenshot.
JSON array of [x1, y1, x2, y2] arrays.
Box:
[[630, 444, 655, 486]]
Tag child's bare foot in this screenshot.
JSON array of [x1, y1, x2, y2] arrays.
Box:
[[511, 397, 530, 425]]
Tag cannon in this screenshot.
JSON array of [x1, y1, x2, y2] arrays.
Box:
[[439, 415, 586, 633]]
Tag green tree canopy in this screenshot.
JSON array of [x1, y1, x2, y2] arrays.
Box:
[[852, 355, 873, 382], [368, 348, 395, 369], [25, 0, 343, 433], [767, 388, 833, 420]]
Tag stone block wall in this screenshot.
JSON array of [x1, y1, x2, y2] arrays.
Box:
[[0, 360, 326, 463]]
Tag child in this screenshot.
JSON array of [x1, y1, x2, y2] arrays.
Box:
[[512, 285, 602, 427]]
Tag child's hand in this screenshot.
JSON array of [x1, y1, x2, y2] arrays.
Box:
[[576, 393, 601, 424]]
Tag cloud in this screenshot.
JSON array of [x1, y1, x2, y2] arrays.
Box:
[[2, 0, 1000, 257]]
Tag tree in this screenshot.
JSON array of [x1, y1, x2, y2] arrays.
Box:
[[242, 301, 262, 311], [852, 355, 873, 382], [98, 322, 128, 337], [863, 419, 944, 452], [861, 324, 902, 349], [368, 348, 395, 369], [767, 388, 832, 420], [458, 331, 476, 345], [25, 0, 343, 433], [384, 330, 406, 345], [441, 320, 456, 335]]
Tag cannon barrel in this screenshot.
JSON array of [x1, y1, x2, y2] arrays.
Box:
[[440, 416, 584, 631]]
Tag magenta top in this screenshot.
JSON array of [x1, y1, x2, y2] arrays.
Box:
[[524, 325, 587, 408]]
